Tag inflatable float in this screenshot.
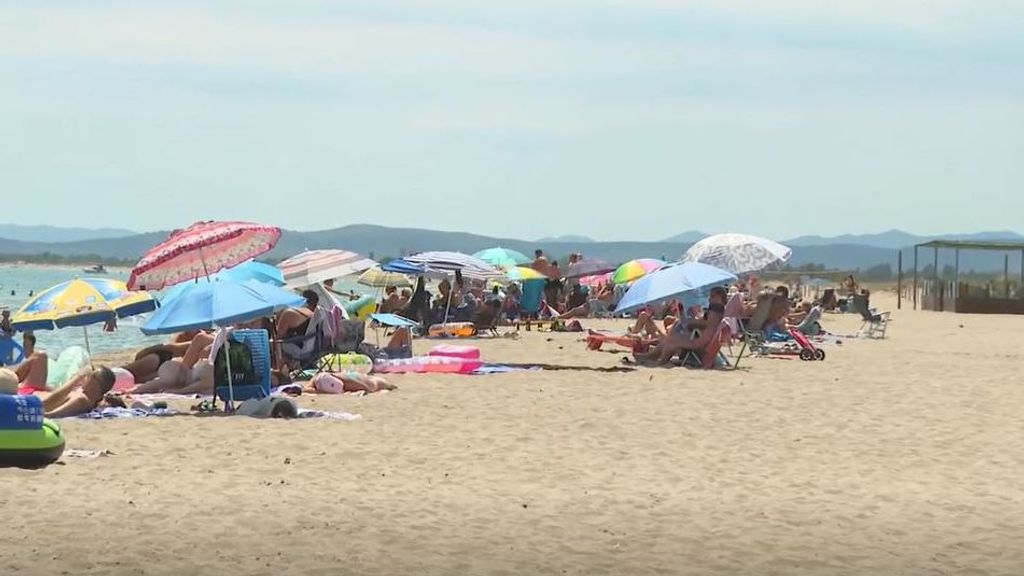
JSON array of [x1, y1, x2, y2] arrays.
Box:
[[427, 322, 476, 338], [0, 395, 65, 468], [343, 295, 377, 321], [374, 345, 483, 374], [318, 352, 374, 375]]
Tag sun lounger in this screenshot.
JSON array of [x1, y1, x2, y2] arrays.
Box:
[[586, 330, 655, 353], [852, 295, 890, 339]]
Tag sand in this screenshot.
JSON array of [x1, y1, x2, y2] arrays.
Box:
[[2, 293, 1023, 576]]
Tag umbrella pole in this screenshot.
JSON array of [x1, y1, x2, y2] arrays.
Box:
[[82, 326, 93, 367], [224, 334, 235, 412]]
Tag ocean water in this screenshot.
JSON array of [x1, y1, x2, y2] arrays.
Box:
[[0, 264, 370, 357]]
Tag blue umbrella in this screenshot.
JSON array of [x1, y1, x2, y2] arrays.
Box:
[[381, 259, 428, 275], [142, 278, 304, 335], [614, 262, 736, 314], [160, 261, 285, 304]]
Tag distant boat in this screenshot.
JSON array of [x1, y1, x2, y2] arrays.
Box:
[[83, 264, 108, 274]]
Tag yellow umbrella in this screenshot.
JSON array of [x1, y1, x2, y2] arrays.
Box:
[[12, 278, 157, 356], [357, 267, 413, 288], [506, 267, 547, 281]]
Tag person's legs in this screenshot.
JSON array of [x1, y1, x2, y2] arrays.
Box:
[[15, 352, 48, 389], [386, 327, 412, 349], [181, 332, 215, 368]]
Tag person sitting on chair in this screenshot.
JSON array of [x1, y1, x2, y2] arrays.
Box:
[[276, 290, 319, 340], [633, 287, 728, 367]]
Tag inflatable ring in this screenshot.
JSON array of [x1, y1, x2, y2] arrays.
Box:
[[0, 419, 66, 468]]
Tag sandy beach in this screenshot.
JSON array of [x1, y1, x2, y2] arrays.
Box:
[[2, 293, 1023, 576]]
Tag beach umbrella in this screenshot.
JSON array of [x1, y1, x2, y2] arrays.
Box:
[[612, 259, 667, 285], [128, 220, 281, 291], [278, 249, 377, 288], [473, 247, 531, 269], [562, 258, 616, 280], [579, 272, 612, 288], [614, 262, 736, 314], [358, 267, 413, 288], [681, 233, 791, 275], [402, 251, 503, 280], [160, 260, 286, 304], [505, 266, 547, 281], [141, 278, 303, 336], [11, 278, 157, 356]]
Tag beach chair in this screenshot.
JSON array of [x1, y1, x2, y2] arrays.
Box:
[[279, 308, 329, 368], [682, 321, 730, 370], [852, 295, 890, 339], [214, 329, 272, 408], [0, 336, 24, 367], [734, 295, 774, 367]]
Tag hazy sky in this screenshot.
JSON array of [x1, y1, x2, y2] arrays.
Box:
[[3, 1, 1022, 241]]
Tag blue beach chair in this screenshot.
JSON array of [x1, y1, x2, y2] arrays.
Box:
[[215, 329, 271, 408], [0, 336, 24, 367]]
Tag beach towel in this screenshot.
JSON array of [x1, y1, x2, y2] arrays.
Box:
[[74, 407, 178, 419], [470, 364, 543, 375], [295, 409, 361, 421]]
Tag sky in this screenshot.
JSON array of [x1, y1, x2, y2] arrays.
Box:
[[2, 0, 1023, 241]]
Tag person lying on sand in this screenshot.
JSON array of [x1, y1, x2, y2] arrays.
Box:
[[632, 286, 728, 367], [126, 332, 217, 395], [303, 371, 397, 395], [35, 366, 116, 418]]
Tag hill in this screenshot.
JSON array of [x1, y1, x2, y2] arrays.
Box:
[[2, 224, 1022, 273], [536, 235, 596, 243], [0, 224, 137, 243], [661, 231, 707, 243], [784, 229, 1024, 250]]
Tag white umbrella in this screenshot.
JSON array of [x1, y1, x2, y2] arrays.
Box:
[[278, 249, 377, 288], [682, 233, 791, 275]]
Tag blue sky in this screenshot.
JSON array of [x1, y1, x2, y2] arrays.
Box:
[[2, 0, 1022, 241]]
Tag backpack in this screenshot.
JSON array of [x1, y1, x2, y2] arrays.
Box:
[[214, 338, 257, 386]]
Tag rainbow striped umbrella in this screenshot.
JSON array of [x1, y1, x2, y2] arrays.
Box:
[[505, 267, 547, 281], [612, 259, 667, 285]]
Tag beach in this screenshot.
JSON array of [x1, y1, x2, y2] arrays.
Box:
[[2, 293, 1023, 575]]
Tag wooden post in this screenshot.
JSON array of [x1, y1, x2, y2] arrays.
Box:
[[1005, 253, 1010, 298], [913, 245, 919, 310], [897, 250, 902, 310], [954, 248, 960, 309]]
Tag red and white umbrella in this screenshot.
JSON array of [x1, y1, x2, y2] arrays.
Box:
[[127, 221, 281, 291], [278, 249, 377, 288]]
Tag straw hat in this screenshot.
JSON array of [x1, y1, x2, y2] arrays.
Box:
[[0, 368, 18, 394]]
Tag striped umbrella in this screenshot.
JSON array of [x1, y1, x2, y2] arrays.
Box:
[[358, 267, 413, 288], [473, 247, 531, 269], [402, 251, 503, 280], [612, 259, 667, 285], [128, 221, 281, 291], [278, 249, 377, 288]]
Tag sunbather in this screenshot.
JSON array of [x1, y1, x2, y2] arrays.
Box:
[[11, 350, 49, 392], [276, 290, 319, 339], [380, 286, 403, 313], [305, 371, 397, 394], [633, 287, 728, 366], [36, 366, 116, 418], [558, 284, 591, 319], [126, 333, 217, 395]]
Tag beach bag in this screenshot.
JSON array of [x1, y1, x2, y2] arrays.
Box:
[[214, 338, 257, 387]]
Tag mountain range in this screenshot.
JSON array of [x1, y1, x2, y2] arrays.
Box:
[[1, 224, 1022, 272]]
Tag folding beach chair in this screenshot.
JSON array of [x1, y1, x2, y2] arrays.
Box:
[[278, 308, 330, 368], [681, 320, 733, 370], [734, 295, 774, 367], [852, 295, 890, 339]]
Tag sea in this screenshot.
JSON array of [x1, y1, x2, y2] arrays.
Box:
[[0, 264, 368, 357]]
